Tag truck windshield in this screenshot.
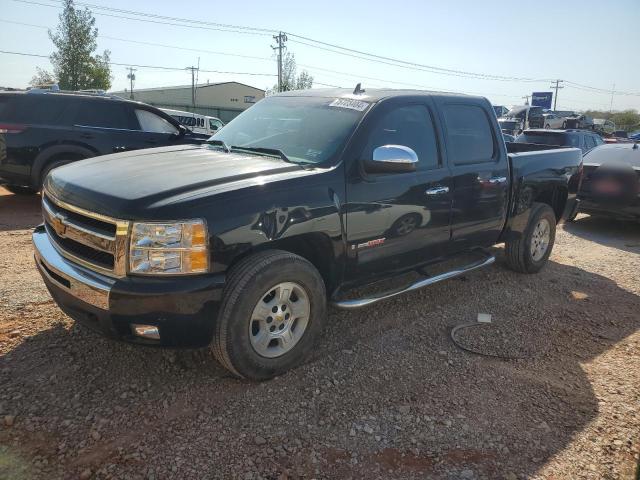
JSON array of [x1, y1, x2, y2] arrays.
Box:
[[209, 96, 369, 165]]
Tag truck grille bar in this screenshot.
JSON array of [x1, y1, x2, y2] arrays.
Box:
[[41, 189, 130, 277]]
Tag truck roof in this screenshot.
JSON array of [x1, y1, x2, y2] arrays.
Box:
[[274, 87, 482, 103]]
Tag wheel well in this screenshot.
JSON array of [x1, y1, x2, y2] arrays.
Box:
[[534, 186, 567, 222], [228, 234, 338, 294]]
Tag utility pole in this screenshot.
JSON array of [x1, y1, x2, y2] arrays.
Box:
[[272, 32, 287, 92], [185, 65, 199, 108], [549, 79, 564, 111], [126, 67, 136, 99], [522, 95, 530, 105], [609, 83, 615, 114]]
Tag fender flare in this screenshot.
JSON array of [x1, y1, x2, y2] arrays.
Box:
[[30, 144, 96, 187]]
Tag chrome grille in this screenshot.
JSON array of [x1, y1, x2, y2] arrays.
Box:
[[41, 190, 130, 277]]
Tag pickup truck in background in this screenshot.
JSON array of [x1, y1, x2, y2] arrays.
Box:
[[33, 88, 583, 380]]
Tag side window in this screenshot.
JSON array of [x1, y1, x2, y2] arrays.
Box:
[[135, 109, 179, 134], [209, 119, 223, 131], [442, 104, 495, 165], [8, 97, 67, 125], [584, 135, 596, 150], [364, 105, 439, 170], [594, 135, 604, 146], [75, 101, 131, 129]]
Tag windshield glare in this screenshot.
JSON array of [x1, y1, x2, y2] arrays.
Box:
[[209, 96, 368, 164]]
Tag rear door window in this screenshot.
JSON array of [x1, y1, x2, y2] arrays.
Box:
[[74, 101, 133, 129], [442, 104, 495, 164], [0, 95, 68, 125], [584, 135, 596, 151]]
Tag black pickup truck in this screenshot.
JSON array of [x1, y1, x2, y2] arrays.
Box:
[[33, 88, 582, 379]]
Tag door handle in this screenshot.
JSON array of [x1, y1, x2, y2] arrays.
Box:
[[488, 176, 507, 184], [425, 186, 450, 195]]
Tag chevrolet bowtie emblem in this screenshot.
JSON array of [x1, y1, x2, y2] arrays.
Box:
[[51, 213, 67, 236]]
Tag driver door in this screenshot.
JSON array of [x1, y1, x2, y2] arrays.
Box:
[[345, 99, 452, 282]]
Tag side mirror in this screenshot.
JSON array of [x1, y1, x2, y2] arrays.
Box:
[[364, 145, 418, 174]]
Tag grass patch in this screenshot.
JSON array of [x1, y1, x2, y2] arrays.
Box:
[[0, 445, 33, 480]]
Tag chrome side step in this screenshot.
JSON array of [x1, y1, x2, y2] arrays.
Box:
[[331, 252, 495, 310]]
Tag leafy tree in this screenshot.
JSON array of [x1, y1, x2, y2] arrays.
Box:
[[270, 52, 313, 93], [29, 67, 56, 87], [48, 0, 112, 90], [584, 109, 640, 132], [295, 70, 314, 90]]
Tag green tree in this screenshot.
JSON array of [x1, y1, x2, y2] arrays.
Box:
[[271, 52, 313, 93], [584, 109, 640, 132], [48, 0, 112, 91], [29, 67, 56, 87]]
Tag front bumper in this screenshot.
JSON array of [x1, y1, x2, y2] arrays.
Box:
[[33, 225, 226, 347]]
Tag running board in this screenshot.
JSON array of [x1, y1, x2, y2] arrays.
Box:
[[331, 252, 495, 310]]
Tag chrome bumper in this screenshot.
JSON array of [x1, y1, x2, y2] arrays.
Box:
[[33, 226, 114, 310]]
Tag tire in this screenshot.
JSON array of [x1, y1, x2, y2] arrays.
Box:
[[212, 250, 327, 380], [505, 203, 556, 274], [3, 184, 38, 195]]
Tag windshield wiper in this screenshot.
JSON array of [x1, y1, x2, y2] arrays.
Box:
[[207, 139, 231, 153], [230, 146, 293, 164]]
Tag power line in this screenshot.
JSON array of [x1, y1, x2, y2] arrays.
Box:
[[0, 50, 277, 76], [10, 0, 273, 36], [0, 18, 273, 62]]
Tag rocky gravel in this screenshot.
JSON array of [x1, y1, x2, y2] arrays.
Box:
[[0, 186, 639, 479]]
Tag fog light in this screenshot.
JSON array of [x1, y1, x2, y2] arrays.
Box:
[[131, 324, 160, 340]]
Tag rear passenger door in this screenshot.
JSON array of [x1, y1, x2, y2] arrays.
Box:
[[72, 100, 140, 154], [436, 101, 509, 250]]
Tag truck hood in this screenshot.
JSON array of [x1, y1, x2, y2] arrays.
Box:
[[45, 144, 314, 218]]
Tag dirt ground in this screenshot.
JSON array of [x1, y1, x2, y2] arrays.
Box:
[[0, 185, 638, 480]]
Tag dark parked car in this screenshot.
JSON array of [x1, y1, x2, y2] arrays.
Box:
[[0, 91, 207, 193], [498, 117, 524, 137], [33, 88, 582, 379], [570, 143, 640, 222], [514, 129, 604, 154], [504, 105, 545, 129]]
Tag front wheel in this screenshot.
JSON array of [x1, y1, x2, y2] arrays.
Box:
[[505, 203, 556, 274], [212, 250, 326, 380]]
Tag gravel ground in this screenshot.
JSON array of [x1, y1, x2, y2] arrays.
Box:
[[0, 185, 638, 480]]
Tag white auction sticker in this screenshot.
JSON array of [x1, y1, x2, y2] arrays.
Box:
[[329, 98, 370, 111]]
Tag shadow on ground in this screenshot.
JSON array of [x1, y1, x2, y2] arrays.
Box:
[[0, 255, 638, 479], [563, 213, 640, 254], [0, 188, 42, 232]]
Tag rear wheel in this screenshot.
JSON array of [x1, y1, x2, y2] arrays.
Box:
[[212, 250, 326, 380], [505, 203, 556, 273]]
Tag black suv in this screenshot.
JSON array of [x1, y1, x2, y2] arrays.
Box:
[[0, 91, 207, 193], [514, 129, 604, 154]]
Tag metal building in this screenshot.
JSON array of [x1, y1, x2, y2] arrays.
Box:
[[110, 81, 265, 123]]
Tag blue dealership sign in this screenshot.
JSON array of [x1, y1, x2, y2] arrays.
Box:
[[531, 92, 553, 109]]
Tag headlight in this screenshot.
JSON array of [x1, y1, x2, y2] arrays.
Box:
[[129, 220, 208, 275]]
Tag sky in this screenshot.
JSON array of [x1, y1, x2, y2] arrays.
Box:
[[1, 0, 639, 112]]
